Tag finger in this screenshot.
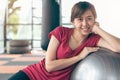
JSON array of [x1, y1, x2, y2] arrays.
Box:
[[95, 22, 100, 26], [90, 47, 99, 52]]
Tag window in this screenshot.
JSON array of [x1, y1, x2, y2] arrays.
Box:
[[5, 0, 42, 53], [0, 0, 7, 53], [61, 0, 80, 28]]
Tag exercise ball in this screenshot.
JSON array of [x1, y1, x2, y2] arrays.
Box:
[[70, 47, 120, 80]]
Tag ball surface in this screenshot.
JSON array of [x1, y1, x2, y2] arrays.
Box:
[[70, 48, 120, 80]]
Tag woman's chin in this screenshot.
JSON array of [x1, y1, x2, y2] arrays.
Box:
[[82, 30, 90, 35]]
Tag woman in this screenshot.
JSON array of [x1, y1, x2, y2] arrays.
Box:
[[8, 1, 120, 80]]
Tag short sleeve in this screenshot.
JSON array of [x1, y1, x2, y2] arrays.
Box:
[[87, 33, 101, 47], [48, 26, 63, 42]]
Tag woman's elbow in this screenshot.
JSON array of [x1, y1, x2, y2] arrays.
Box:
[[111, 47, 120, 53], [45, 63, 54, 72], [45, 66, 52, 72], [113, 42, 120, 52]]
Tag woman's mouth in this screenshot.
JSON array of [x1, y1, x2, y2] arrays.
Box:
[[81, 27, 90, 32]]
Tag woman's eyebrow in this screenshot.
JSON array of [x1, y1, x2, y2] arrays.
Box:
[[87, 16, 93, 17]]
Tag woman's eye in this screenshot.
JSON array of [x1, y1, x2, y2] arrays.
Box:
[[79, 18, 83, 21], [87, 17, 94, 21]]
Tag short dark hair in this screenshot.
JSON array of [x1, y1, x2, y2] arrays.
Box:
[[71, 1, 97, 22]]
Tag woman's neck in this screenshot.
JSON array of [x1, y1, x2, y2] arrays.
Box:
[[73, 28, 86, 38]]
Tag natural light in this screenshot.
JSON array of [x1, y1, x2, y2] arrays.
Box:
[[62, 0, 120, 38]]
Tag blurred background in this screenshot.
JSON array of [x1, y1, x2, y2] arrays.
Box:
[[0, 0, 120, 54]]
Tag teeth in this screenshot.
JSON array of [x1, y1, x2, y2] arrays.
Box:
[[83, 28, 87, 30], [80, 25, 90, 31], [81, 27, 89, 29]]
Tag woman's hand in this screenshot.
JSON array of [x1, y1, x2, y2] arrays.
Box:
[[78, 47, 99, 59], [92, 22, 100, 34]]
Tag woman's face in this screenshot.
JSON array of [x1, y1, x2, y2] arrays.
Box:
[[72, 9, 95, 35]]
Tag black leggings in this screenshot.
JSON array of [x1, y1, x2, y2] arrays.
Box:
[[8, 70, 30, 80]]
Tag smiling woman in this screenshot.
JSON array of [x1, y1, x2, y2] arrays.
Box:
[[61, 0, 120, 38], [8, 1, 120, 80]]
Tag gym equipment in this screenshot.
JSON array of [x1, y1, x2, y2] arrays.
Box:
[[70, 48, 120, 80], [9, 40, 30, 54]]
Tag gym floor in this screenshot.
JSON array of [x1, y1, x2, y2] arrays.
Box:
[[0, 51, 46, 80]]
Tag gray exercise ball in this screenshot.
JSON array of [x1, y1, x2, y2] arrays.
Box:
[[70, 47, 120, 80]]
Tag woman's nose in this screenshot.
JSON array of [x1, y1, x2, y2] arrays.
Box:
[[82, 19, 87, 26]]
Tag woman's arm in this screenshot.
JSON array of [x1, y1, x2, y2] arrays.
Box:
[[45, 35, 99, 72], [92, 22, 120, 52], [45, 35, 82, 72]]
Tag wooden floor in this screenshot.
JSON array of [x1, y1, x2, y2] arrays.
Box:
[[0, 51, 46, 80]]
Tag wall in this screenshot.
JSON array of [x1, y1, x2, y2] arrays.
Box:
[[62, 0, 120, 38]]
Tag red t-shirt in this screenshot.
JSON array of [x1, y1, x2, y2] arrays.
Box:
[[23, 26, 100, 80]]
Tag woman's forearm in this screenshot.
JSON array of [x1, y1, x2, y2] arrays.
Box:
[[45, 46, 100, 72], [45, 55, 82, 72], [96, 27, 120, 52]]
